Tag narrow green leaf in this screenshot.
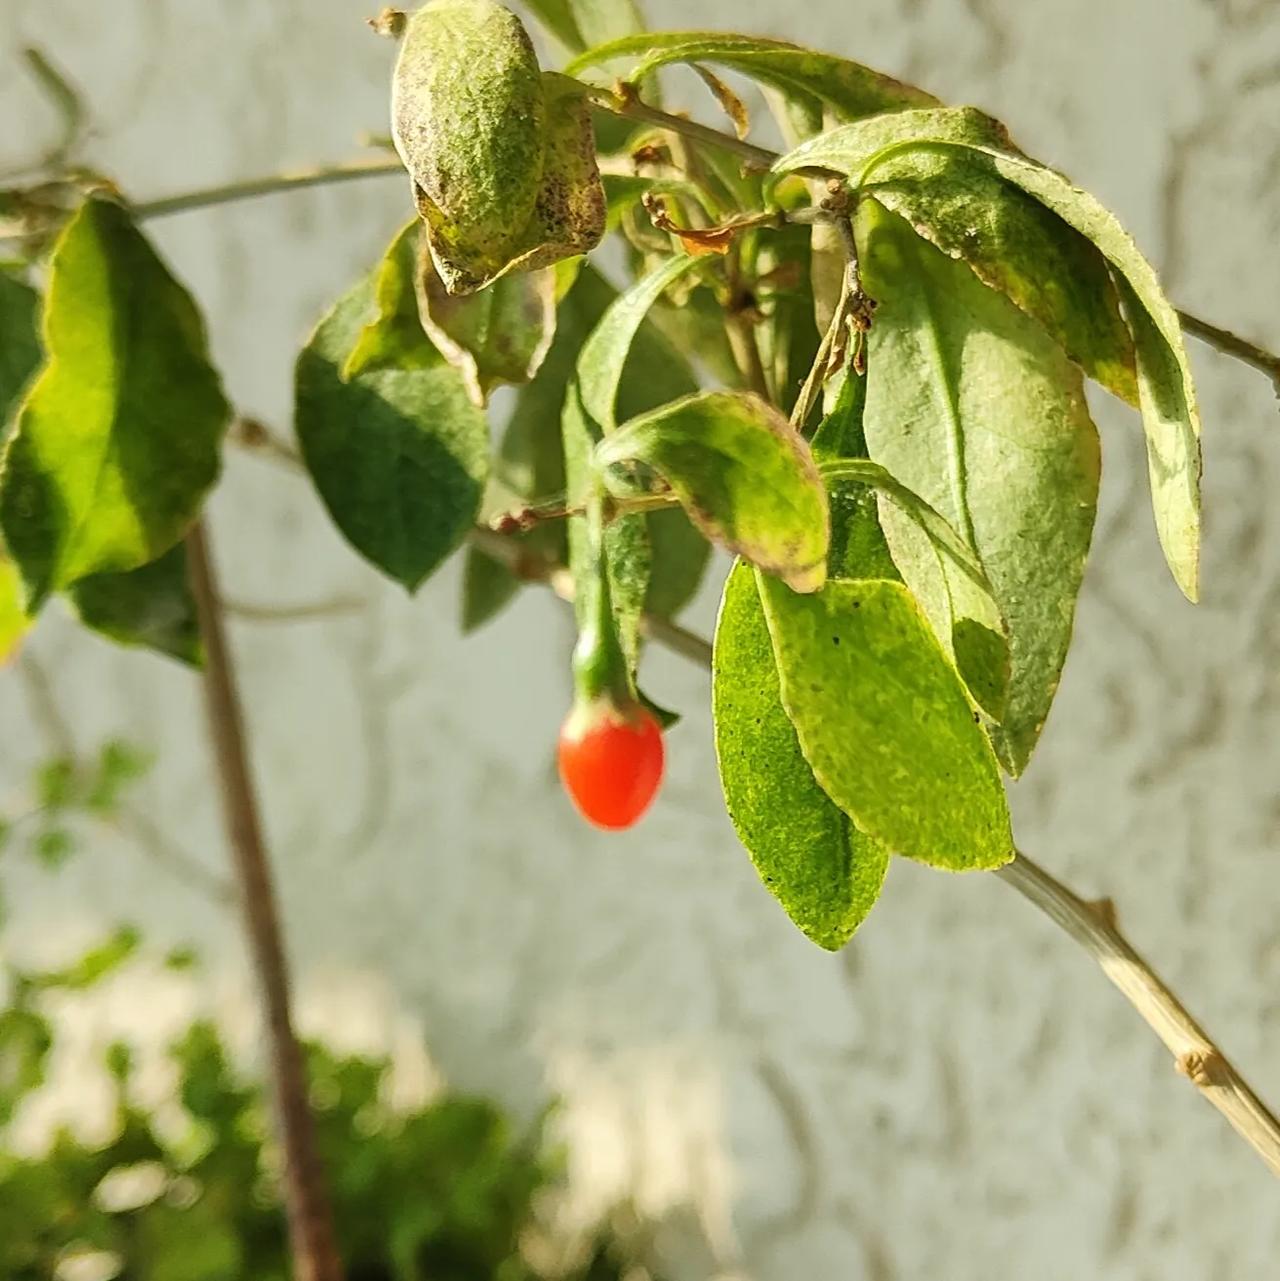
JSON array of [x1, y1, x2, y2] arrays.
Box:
[[575, 254, 703, 435], [562, 255, 703, 665], [418, 255, 557, 406], [566, 31, 937, 122], [858, 201, 1099, 772], [0, 555, 27, 662], [523, 0, 644, 53], [68, 543, 201, 666], [774, 106, 1200, 599], [0, 198, 229, 610], [32, 926, 140, 991], [461, 543, 523, 633], [597, 390, 828, 592], [753, 222, 822, 416], [296, 272, 489, 591], [714, 559, 888, 949], [821, 457, 1010, 721], [758, 572, 1013, 870], [0, 271, 41, 432], [343, 222, 440, 381]]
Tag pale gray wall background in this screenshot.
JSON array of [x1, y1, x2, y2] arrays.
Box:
[[2, 1, 1279, 1277]]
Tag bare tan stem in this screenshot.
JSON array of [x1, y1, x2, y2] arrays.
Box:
[[185, 519, 345, 1281], [995, 851, 1280, 1176]]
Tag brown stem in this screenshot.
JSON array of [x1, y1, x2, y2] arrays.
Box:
[[472, 525, 1280, 1179], [997, 852, 1280, 1176], [1177, 310, 1280, 397], [185, 519, 345, 1281]]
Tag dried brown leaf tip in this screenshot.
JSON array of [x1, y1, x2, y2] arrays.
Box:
[[368, 7, 407, 38], [694, 65, 750, 139], [641, 192, 735, 257]]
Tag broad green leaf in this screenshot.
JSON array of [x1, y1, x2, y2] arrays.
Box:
[[0, 198, 229, 611], [862, 150, 1137, 404], [418, 255, 557, 406], [0, 271, 41, 432], [758, 572, 1012, 870], [343, 222, 440, 381], [714, 559, 887, 948], [597, 390, 828, 592], [774, 106, 1200, 600], [821, 457, 1009, 721], [296, 272, 489, 591], [393, 4, 605, 293], [523, 0, 644, 52], [566, 31, 937, 124], [68, 544, 201, 666], [858, 201, 1099, 773]]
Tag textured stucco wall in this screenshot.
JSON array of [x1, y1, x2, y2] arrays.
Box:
[[2, 1, 1280, 1277]]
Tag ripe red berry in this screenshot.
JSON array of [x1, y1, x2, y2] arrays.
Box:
[[557, 701, 665, 830]]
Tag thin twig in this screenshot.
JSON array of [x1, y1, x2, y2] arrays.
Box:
[[997, 852, 1280, 1177], [185, 519, 345, 1281], [473, 525, 1280, 1178], [1177, 310, 1280, 398], [222, 596, 368, 624], [132, 156, 405, 220], [587, 86, 778, 170]]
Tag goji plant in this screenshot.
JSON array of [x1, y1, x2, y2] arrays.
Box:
[[4, 2, 1280, 1278]]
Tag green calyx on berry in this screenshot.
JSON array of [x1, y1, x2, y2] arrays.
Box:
[[559, 494, 665, 829], [558, 697, 665, 831]]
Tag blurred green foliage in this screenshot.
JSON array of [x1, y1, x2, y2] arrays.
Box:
[[0, 941, 657, 1281]]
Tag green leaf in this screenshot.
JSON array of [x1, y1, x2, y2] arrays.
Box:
[[295, 267, 489, 591], [32, 826, 74, 869], [85, 739, 152, 813], [758, 572, 1012, 870], [774, 106, 1200, 600], [33, 926, 140, 990], [562, 255, 703, 666], [461, 543, 522, 633], [0, 555, 29, 663], [861, 150, 1138, 404], [523, 0, 644, 52], [643, 505, 709, 619], [393, 4, 604, 293], [35, 757, 76, 809], [343, 223, 439, 381], [0, 1008, 51, 1125], [0, 271, 41, 432], [753, 222, 822, 416], [713, 560, 887, 949], [858, 202, 1100, 772], [566, 31, 937, 124], [574, 254, 703, 436], [0, 199, 229, 610], [597, 390, 828, 592], [820, 458, 1009, 721], [419, 257, 557, 406], [69, 544, 201, 666]]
